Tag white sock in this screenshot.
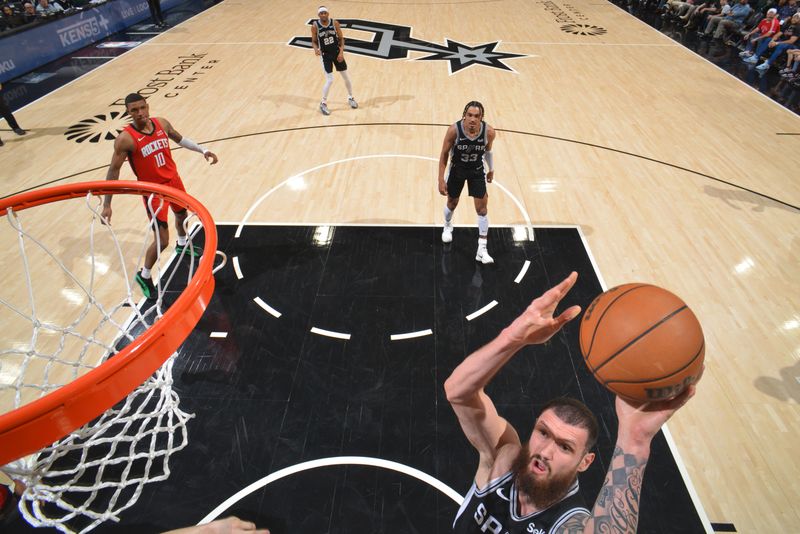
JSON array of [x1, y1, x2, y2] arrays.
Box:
[[177, 235, 188, 246], [141, 267, 152, 279], [341, 70, 353, 97], [322, 72, 333, 100], [478, 236, 488, 250], [478, 215, 489, 236], [444, 206, 453, 224]]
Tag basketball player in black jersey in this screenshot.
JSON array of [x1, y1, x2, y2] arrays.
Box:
[[438, 101, 496, 264], [446, 272, 699, 533], [311, 6, 357, 116]]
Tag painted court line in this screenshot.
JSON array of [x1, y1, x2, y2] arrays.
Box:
[[236, 154, 533, 241], [310, 327, 351, 340], [253, 297, 281, 318], [233, 256, 243, 279], [390, 329, 433, 341], [502, 41, 679, 46], [142, 41, 290, 45], [514, 260, 531, 284], [577, 225, 713, 534], [209, 332, 228, 338], [466, 300, 498, 321], [199, 456, 464, 524], [491, 180, 534, 241]]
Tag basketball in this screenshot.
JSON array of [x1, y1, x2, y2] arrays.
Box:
[[579, 283, 704, 402]]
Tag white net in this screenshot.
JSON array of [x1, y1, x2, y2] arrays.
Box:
[[0, 186, 210, 533]]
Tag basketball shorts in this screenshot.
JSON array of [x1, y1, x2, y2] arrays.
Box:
[[446, 167, 486, 198], [321, 53, 347, 73], [140, 176, 188, 227]]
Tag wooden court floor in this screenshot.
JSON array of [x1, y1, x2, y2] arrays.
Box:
[[1, 0, 799, 532]]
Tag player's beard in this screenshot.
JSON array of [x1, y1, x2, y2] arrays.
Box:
[[511, 443, 577, 510]]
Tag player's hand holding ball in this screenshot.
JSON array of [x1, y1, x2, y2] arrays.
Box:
[[579, 283, 704, 403]]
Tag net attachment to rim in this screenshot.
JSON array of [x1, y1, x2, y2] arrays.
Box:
[[0, 180, 222, 533]]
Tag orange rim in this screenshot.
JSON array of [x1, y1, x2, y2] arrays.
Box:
[[0, 181, 216, 466]]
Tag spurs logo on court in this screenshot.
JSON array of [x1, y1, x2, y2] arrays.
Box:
[[64, 111, 131, 143], [560, 23, 608, 36], [288, 19, 526, 74]]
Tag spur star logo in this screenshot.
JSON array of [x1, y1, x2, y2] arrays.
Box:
[[288, 19, 526, 74]]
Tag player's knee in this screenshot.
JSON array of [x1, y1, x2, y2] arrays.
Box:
[[156, 229, 170, 248], [158, 234, 170, 249]]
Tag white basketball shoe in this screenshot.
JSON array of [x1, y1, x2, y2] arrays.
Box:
[[442, 222, 453, 243], [476, 243, 494, 264]]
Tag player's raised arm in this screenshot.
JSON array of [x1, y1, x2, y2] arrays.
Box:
[[445, 272, 582, 486], [438, 125, 457, 196], [556, 388, 698, 534], [163, 118, 218, 164]]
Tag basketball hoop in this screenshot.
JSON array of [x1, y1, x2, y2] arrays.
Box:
[[0, 181, 223, 532]]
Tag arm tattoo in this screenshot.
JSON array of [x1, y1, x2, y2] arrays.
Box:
[[590, 446, 646, 534], [557, 513, 589, 534]]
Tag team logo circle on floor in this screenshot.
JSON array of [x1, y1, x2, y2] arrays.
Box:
[[64, 111, 132, 143], [560, 24, 608, 36]]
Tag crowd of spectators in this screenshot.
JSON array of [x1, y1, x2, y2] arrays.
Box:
[[0, 0, 95, 34], [627, 0, 800, 110]]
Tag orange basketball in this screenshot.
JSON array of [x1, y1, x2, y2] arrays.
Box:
[[579, 283, 704, 402]]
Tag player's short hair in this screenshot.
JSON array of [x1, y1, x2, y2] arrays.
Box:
[[124, 93, 146, 108], [462, 100, 485, 119], [540, 397, 599, 452]]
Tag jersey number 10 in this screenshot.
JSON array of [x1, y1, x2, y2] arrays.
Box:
[[155, 152, 166, 167]]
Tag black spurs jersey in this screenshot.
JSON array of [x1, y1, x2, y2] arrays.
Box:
[[315, 18, 339, 56], [450, 120, 488, 173], [453, 471, 589, 534]]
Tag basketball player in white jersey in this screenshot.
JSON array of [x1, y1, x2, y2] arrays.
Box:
[[446, 272, 699, 533], [311, 6, 357, 115]]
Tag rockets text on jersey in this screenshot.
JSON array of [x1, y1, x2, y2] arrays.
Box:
[[124, 118, 180, 184]]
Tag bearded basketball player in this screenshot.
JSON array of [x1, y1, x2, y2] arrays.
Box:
[[446, 271, 699, 533]]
